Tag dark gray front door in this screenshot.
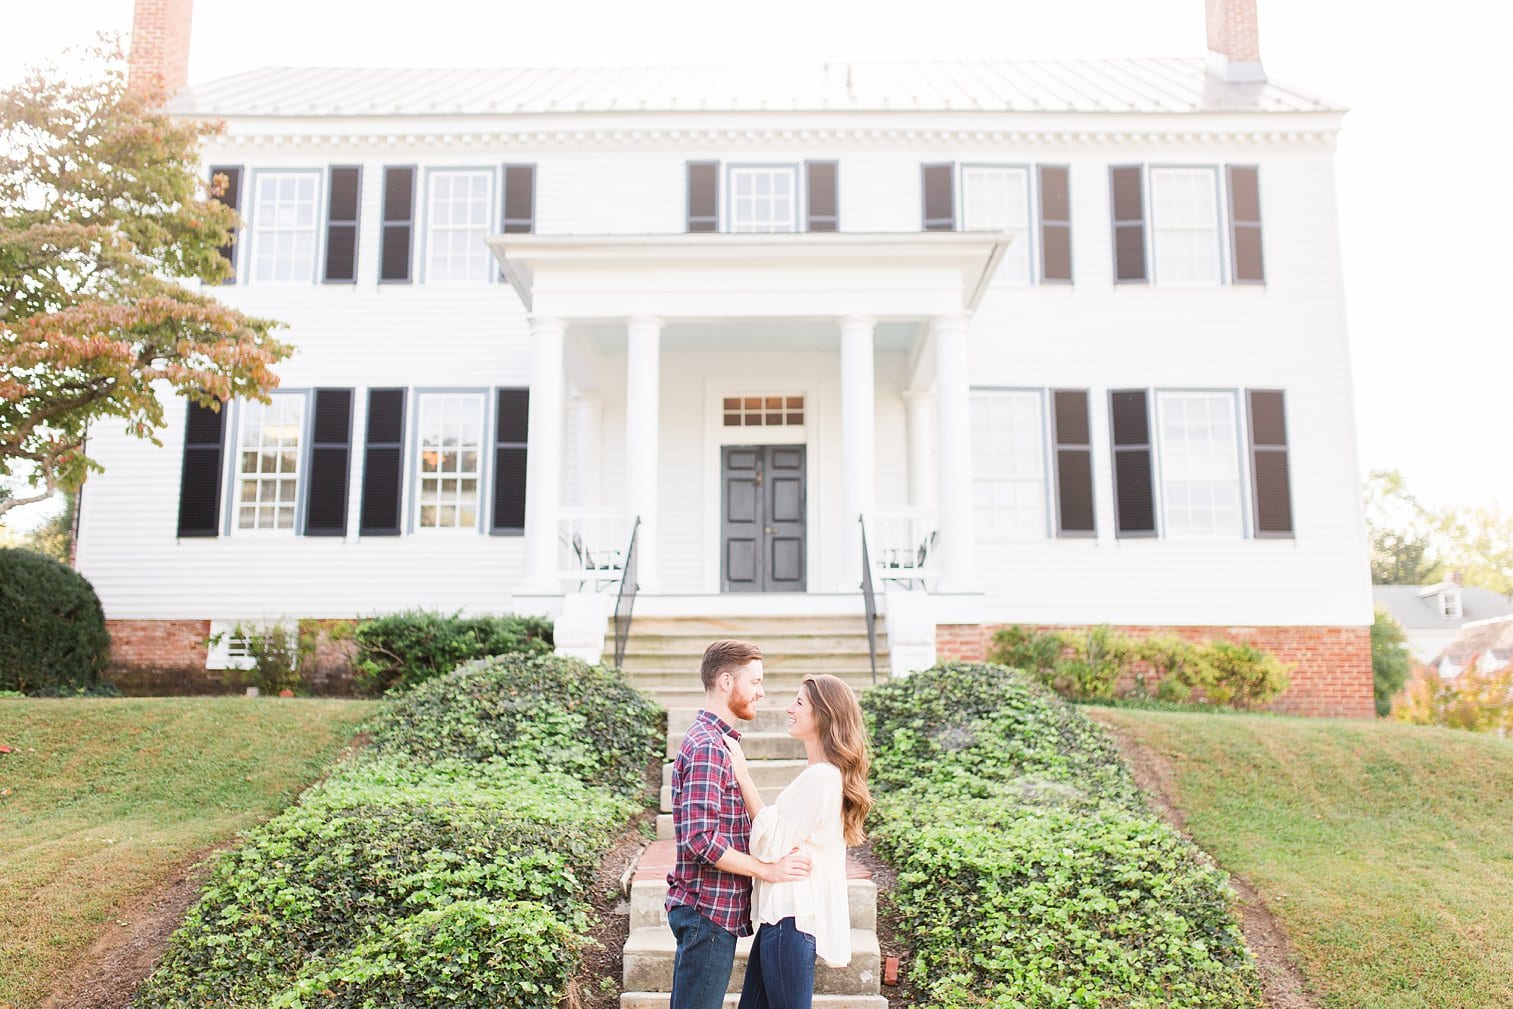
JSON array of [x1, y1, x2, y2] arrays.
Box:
[[722, 445, 806, 592]]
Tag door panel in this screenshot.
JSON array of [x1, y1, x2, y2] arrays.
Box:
[[721, 445, 806, 592]]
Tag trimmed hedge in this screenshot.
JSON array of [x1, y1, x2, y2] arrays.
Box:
[[352, 610, 554, 695], [0, 547, 111, 695], [863, 662, 1262, 1009], [136, 654, 662, 1009]]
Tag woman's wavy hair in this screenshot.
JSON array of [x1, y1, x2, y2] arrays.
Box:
[[802, 674, 872, 846]]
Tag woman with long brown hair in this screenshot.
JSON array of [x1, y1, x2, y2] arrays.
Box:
[[724, 673, 872, 1009]]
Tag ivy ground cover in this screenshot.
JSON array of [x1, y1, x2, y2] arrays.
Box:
[[1091, 707, 1513, 1009], [134, 654, 662, 1009], [862, 663, 1261, 1009], [0, 696, 375, 1009]]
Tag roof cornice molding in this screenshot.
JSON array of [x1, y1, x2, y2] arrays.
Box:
[[206, 123, 1340, 152]]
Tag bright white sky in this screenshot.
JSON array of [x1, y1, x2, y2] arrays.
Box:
[[3, 0, 1509, 527]]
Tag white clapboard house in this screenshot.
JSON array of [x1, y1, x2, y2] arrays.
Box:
[[78, 0, 1375, 715]]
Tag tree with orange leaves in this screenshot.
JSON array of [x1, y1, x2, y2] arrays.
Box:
[[0, 46, 289, 518]]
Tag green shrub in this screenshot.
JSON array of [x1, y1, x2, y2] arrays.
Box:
[[352, 609, 553, 694], [0, 547, 110, 695], [1372, 608, 1412, 717], [368, 653, 663, 793], [218, 621, 312, 695], [136, 655, 659, 1009], [987, 624, 1067, 680], [1184, 641, 1291, 710], [862, 662, 1262, 1009]]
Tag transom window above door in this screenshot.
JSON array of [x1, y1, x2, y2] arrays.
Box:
[[728, 166, 799, 233], [723, 395, 805, 427]]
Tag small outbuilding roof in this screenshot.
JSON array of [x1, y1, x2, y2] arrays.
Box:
[[168, 58, 1342, 119], [1432, 616, 1513, 670], [1373, 584, 1513, 630]]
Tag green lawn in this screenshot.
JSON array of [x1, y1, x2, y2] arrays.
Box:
[[1088, 707, 1513, 1009], [0, 697, 375, 1009]]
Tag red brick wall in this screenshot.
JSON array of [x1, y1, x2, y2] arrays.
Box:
[[105, 619, 357, 696], [936, 623, 1374, 719], [1205, 0, 1262, 62]]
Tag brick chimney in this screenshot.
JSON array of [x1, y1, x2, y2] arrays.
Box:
[[128, 0, 194, 94], [1205, 0, 1265, 83]]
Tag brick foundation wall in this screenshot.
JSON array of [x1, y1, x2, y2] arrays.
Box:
[[105, 619, 356, 696], [937, 623, 1374, 719]]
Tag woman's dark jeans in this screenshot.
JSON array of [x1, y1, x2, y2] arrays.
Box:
[[668, 904, 739, 1009], [737, 916, 817, 1009]]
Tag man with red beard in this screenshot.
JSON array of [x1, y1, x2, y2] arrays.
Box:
[[666, 639, 812, 1009]]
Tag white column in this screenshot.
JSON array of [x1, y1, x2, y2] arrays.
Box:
[[839, 314, 876, 590], [571, 392, 602, 508], [933, 314, 978, 592], [523, 316, 566, 592], [625, 315, 661, 592], [902, 389, 937, 510]]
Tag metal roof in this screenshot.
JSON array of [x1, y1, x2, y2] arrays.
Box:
[[168, 58, 1342, 119], [1373, 585, 1513, 630]]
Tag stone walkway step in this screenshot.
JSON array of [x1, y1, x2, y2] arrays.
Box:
[[622, 994, 888, 1009], [664, 731, 805, 760], [613, 616, 881, 637], [623, 927, 881, 995]]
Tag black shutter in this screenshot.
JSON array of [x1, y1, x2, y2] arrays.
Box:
[[304, 389, 353, 536], [177, 399, 225, 537], [360, 389, 406, 535], [1109, 389, 1156, 536], [1247, 389, 1293, 536], [208, 165, 242, 283], [1228, 165, 1265, 284], [687, 162, 718, 232], [502, 164, 535, 233], [1110, 166, 1147, 283], [323, 166, 361, 283], [805, 160, 838, 232], [492, 389, 529, 534], [921, 163, 955, 231], [380, 166, 415, 282], [1052, 390, 1095, 535], [1038, 165, 1072, 283]]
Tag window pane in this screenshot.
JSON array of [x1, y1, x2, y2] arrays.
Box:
[[416, 392, 485, 529], [1151, 168, 1221, 285], [237, 394, 304, 530], [426, 170, 493, 281], [728, 167, 799, 233], [963, 167, 1030, 284], [970, 390, 1047, 538], [251, 172, 321, 283], [1157, 391, 1242, 538]]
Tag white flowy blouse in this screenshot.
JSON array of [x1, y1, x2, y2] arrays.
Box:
[[748, 761, 851, 967]]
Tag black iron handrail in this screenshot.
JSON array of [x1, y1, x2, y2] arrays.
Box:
[[858, 514, 878, 685], [613, 516, 641, 669]]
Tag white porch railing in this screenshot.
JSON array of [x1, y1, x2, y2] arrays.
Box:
[[868, 508, 939, 590], [558, 507, 629, 591]]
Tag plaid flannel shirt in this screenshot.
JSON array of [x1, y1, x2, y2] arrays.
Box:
[[665, 709, 753, 935]]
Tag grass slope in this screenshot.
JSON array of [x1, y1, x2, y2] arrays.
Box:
[[0, 697, 374, 1009], [1090, 708, 1513, 1009]]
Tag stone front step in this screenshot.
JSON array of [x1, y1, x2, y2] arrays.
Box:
[[623, 926, 881, 995], [661, 783, 786, 812], [663, 758, 807, 790], [621, 994, 887, 1009], [615, 633, 886, 655], [623, 661, 882, 684], [640, 682, 882, 709], [614, 616, 878, 637], [628, 877, 876, 931], [666, 731, 805, 761]]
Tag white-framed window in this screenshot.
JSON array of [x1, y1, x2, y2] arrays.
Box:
[[206, 620, 256, 670], [415, 392, 485, 530], [425, 169, 494, 281], [250, 171, 321, 283], [727, 165, 799, 233], [961, 165, 1031, 283], [1150, 167, 1222, 285], [970, 390, 1048, 538], [1441, 589, 1463, 620], [236, 394, 306, 531], [1156, 391, 1243, 538], [722, 394, 805, 428]]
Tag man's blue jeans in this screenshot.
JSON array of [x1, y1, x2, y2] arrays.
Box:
[[668, 903, 739, 1009], [737, 916, 816, 1009]]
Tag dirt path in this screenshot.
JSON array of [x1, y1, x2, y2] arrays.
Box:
[[1091, 715, 1321, 1009], [37, 845, 224, 1009]]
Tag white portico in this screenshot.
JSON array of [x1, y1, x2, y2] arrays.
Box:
[[488, 232, 1012, 608]]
